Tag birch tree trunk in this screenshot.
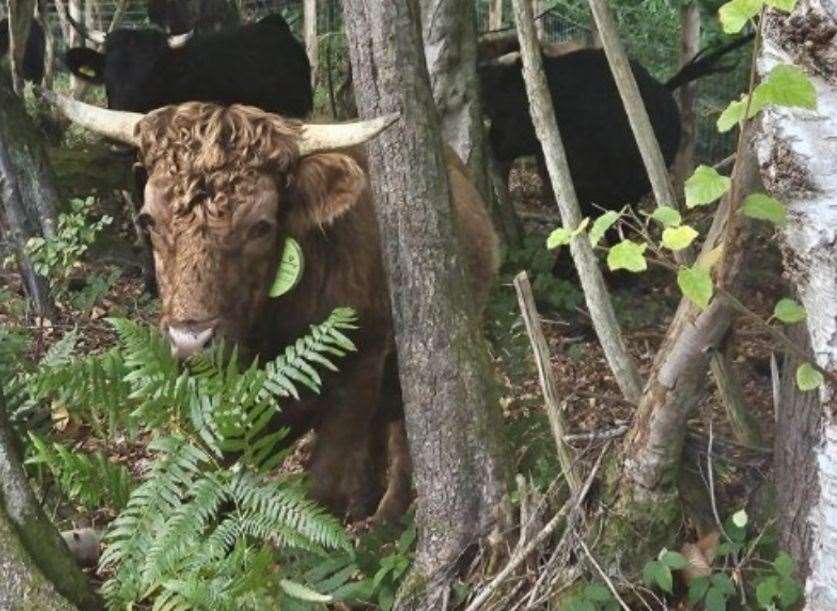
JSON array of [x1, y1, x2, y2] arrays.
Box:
[[7, 0, 36, 94], [672, 3, 700, 190], [419, 0, 490, 196], [755, 1, 837, 604], [304, 0, 318, 88], [342, 2, 510, 607], [0, 70, 57, 318]]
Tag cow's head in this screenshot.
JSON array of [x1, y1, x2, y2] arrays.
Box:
[[65, 28, 192, 111], [46, 94, 396, 359]]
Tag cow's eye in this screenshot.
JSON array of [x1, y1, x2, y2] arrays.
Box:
[[137, 212, 155, 233], [248, 220, 274, 240]]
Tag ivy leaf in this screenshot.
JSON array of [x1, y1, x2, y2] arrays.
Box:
[[773, 552, 795, 578], [589, 211, 620, 247], [607, 240, 648, 273], [731, 509, 748, 528], [718, 0, 764, 33], [678, 265, 714, 309], [685, 165, 731, 208], [742, 193, 787, 225], [796, 363, 823, 391], [753, 65, 816, 111], [547, 227, 572, 250], [650, 206, 682, 227], [773, 298, 806, 324], [662, 225, 699, 251], [660, 549, 689, 570]]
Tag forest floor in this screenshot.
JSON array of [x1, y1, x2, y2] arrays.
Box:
[[0, 153, 785, 606]]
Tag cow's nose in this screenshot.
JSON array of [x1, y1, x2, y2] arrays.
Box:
[[168, 322, 214, 360]]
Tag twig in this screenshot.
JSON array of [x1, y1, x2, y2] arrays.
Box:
[[514, 271, 581, 494], [464, 442, 610, 611], [577, 538, 631, 611], [564, 425, 629, 443]]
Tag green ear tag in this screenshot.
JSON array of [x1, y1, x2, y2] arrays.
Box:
[[269, 238, 304, 297]]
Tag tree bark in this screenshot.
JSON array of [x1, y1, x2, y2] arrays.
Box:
[[488, 0, 504, 30], [0, 388, 101, 610], [0, 70, 58, 318], [342, 2, 510, 607], [8, 0, 36, 94], [419, 0, 491, 196], [304, 0, 318, 88], [511, 0, 644, 404], [755, 2, 837, 604], [671, 3, 700, 191], [37, 0, 55, 89]]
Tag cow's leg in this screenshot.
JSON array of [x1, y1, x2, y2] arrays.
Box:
[[307, 348, 386, 520]]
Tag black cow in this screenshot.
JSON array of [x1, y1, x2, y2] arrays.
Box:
[[479, 37, 752, 213], [65, 14, 312, 117], [0, 18, 45, 83]]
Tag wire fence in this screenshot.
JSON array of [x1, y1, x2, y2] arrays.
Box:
[[6, 0, 745, 163]]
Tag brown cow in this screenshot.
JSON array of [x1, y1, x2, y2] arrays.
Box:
[[46, 95, 500, 523]]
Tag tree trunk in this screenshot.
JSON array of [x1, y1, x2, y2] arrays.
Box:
[[0, 70, 58, 318], [671, 2, 700, 191], [0, 388, 102, 610], [7, 0, 36, 94], [488, 0, 503, 30], [67, 0, 84, 95], [304, 0, 318, 88], [419, 0, 490, 196], [342, 1, 510, 607], [755, 2, 837, 604], [37, 0, 55, 89]]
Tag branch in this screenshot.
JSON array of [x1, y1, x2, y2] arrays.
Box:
[[510, 0, 643, 404]]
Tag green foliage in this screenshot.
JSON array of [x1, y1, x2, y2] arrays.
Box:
[[642, 548, 687, 594], [796, 362, 824, 392], [589, 211, 621, 247], [607, 240, 648, 273], [685, 165, 731, 208], [772, 298, 806, 324], [677, 265, 714, 309], [561, 582, 620, 611], [24, 197, 111, 282], [650, 206, 682, 228], [26, 434, 135, 511], [661, 225, 698, 251], [742, 193, 787, 226]]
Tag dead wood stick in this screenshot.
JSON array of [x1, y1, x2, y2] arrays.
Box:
[[514, 271, 581, 494], [510, 0, 643, 405], [464, 442, 609, 611]]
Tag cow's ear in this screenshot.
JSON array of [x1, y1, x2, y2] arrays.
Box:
[[65, 48, 105, 84], [288, 153, 367, 231]]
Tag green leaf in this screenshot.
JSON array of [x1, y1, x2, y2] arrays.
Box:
[[607, 240, 647, 273], [643, 560, 673, 593], [711, 573, 736, 595], [685, 165, 731, 208], [717, 97, 749, 132], [742, 193, 787, 225], [650, 206, 682, 227], [705, 586, 728, 611], [732, 509, 748, 528], [773, 551, 795, 578], [689, 576, 711, 603], [662, 225, 698, 251], [796, 362, 824, 391], [718, 0, 763, 33], [589, 211, 620, 247], [753, 65, 816, 111], [279, 579, 333, 603], [584, 583, 613, 602], [773, 298, 806, 324], [756, 577, 779, 607], [547, 227, 572, 250], [765, 0, 796, 9], [778, 577, 802, 607], [677, 265, 714, 309], [660, 549, 689, 570]]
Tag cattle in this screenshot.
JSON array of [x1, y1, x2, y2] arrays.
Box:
[[0, 17, 45, 83], [147, 0, 240, 35], [479, 36, 753, 214], [64, 14, 313, 118], [45, 94, 500, 524]]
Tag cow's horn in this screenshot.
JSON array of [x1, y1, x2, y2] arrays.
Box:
[[41, 90, 142, 146], [167, 30, 194, 49], [297, 113, 400, 156]]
